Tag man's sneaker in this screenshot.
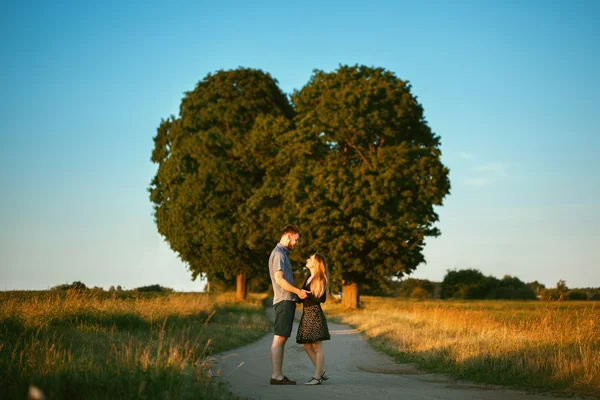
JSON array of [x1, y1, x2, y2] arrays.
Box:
[[270, 376, 296, 385]]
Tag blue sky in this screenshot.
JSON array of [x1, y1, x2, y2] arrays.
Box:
[[1, 0, 599, 291]]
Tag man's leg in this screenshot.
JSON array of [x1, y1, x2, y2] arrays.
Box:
[[271, 335, 288, 379], [270, 301, 296, 384]]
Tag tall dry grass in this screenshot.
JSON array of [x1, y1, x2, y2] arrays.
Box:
[[0, 289, 270, 399], [325, 297, 600, 397]]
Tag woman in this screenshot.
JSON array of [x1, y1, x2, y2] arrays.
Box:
[[296, 253, 331, 385]]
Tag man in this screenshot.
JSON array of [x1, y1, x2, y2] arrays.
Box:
[[268, 224, 309, 385]]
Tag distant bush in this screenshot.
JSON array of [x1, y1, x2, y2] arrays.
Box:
[[494, 276, 537, 300], [410, 287, 431, 300], [51, 281, 88, 291], [540, 288, 562, 300], [539, 280, 575, 301], [566, 290, 588, 300], [395, 278, 437, 298], [494, 287, 538, 300], [528, 280, 546, 296], [134, 284, 173, 293], [441, 269, 494, 299], [441, 270, 537, 300]]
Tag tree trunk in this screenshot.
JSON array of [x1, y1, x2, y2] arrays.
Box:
[[342, 282, 359, 309], [236, 272, 248, 302]]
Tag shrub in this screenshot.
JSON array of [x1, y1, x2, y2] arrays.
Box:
[[410, 287, 431, 300], [134, 284, 173, 293], [441, 269, 489, 299], [566, 290, 588, 300], [441, 270, 537, 300], [51, 281, 88, 291], [395, 278, 436, 298]]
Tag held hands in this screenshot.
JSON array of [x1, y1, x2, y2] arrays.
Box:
[[297, 289, 311, 299]]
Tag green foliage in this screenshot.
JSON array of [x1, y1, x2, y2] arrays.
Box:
[[394, 278, 437, 298], [493, 287, 538, 300], [149, 68, 294, 284], [556, 279, 569, 294], [241, 65, 451, 292], [540, 288, 562, 300], [441, 270, 536, 300], [441, 269, 488, 299], [355, 277, 393, 296], [134, 284, 173, 293], [51, 281, 88, 291], [566, 289, 588, 300], [150, 65, 451, 296], [538, 280, 592, 301], [575, 287, 600, 300], [207, 271, 272, 294], [409, 287, 431, 300], [494, 275, 538, 300], [527, 280, 546, 295]]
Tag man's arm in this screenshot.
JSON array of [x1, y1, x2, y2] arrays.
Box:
[[274, 270, 309, 299]]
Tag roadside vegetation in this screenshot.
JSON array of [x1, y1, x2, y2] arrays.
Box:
[[324, 296, 600, 397], [0, 289, 271, 399], [4, 279, 599, 398]]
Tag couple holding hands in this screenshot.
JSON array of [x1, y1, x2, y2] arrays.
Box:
[[268, 224, 331, 386]]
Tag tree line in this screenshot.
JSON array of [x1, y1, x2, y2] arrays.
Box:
[[50, 282, 173, 293], [149, 65, 451, 308], [374, 269, 600, 301], [47, 275, 600, 301]]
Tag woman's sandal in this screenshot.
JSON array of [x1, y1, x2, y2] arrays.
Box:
[[320, 371, 329, 381], [304, 377, 322, 385]]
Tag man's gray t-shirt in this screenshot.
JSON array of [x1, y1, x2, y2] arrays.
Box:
[[269, 243, 298, 305]]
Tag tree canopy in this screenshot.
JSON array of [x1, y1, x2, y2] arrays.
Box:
[[242, 65, 451, 306], [149, 68, 294, 297], [150, 65, 451, 306]]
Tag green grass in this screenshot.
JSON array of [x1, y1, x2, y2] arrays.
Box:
[[0, 290, 271, 399]]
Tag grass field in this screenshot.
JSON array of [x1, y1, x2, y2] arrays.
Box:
[[324, 297, 600, 397], [4, 290, 599, 398], [0, 290, 271, 399]]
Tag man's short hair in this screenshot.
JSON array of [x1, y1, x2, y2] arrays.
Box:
[[281, 224, 301, 238]]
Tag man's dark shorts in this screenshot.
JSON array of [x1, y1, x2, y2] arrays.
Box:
[[273, 300, 296, 337]]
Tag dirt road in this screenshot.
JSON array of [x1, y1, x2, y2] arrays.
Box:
[[211, 307, 567, 400]]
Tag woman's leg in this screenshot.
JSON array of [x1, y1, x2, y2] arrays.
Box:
[[303, 343, 317, 366], [312, 341, 324, 378]]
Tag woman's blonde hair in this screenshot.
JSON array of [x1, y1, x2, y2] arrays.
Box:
[[309, 253, 328, 299]]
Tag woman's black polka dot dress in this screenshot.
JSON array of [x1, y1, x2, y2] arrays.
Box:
[[296, 277, 331, 344]]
